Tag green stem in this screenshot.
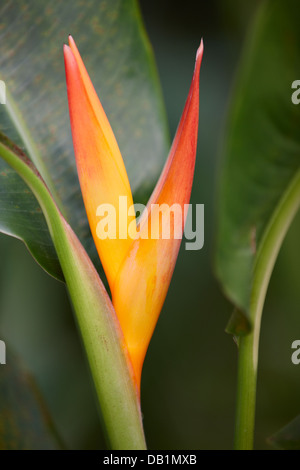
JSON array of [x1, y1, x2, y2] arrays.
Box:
[[234, 169, 300, 450], [0, 138, 146, 450]]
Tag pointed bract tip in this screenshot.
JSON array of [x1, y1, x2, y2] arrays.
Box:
[[196, 39, 204, 62], [63, 44, 72, 58], [63, 43, 75, 63], [68, 35, 76, 48], [63, 44, 77, 76]]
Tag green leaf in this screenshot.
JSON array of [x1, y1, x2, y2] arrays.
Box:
[[0, 348, 62, 450], [215, 0, 300, 327], [225, 308, 251, 337], [268, 415, 300, 450], [214, 0, 300, 449], [0, 159, 64, 280], [0, 0, 169, 278], [0, 134, 146, 449]]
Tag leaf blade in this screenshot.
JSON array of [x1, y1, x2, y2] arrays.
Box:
[[215, 0, 300, 322], [0, 348, 62, 450], [268, 415, 300, 450]]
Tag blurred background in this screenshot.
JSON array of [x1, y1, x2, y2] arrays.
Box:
[[0, 0, 299, 449]]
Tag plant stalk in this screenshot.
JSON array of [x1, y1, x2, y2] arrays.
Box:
[[234, 169, 300, 450], [0, 139, 147, 450]]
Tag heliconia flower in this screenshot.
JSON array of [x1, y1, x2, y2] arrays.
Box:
[[64, 36, 203, 392]]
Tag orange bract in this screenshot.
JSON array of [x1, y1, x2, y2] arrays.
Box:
[[64, 37, 203, 391], [64, 38, 135, 289]]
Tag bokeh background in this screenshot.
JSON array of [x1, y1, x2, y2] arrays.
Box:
[[0, 0, 299, 449]]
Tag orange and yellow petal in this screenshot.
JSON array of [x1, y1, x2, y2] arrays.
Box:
[[112, 42, 203, 389], [64, 39, 135, 289]]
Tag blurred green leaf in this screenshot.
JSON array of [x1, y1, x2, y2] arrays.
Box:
[[215, 0, 300, 329], [0, 348, 62, 450], [0, 161, 64, 280], [0, 0, 169, 278], [268, 415, 300, 450], [225, 308, 251, 337]]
